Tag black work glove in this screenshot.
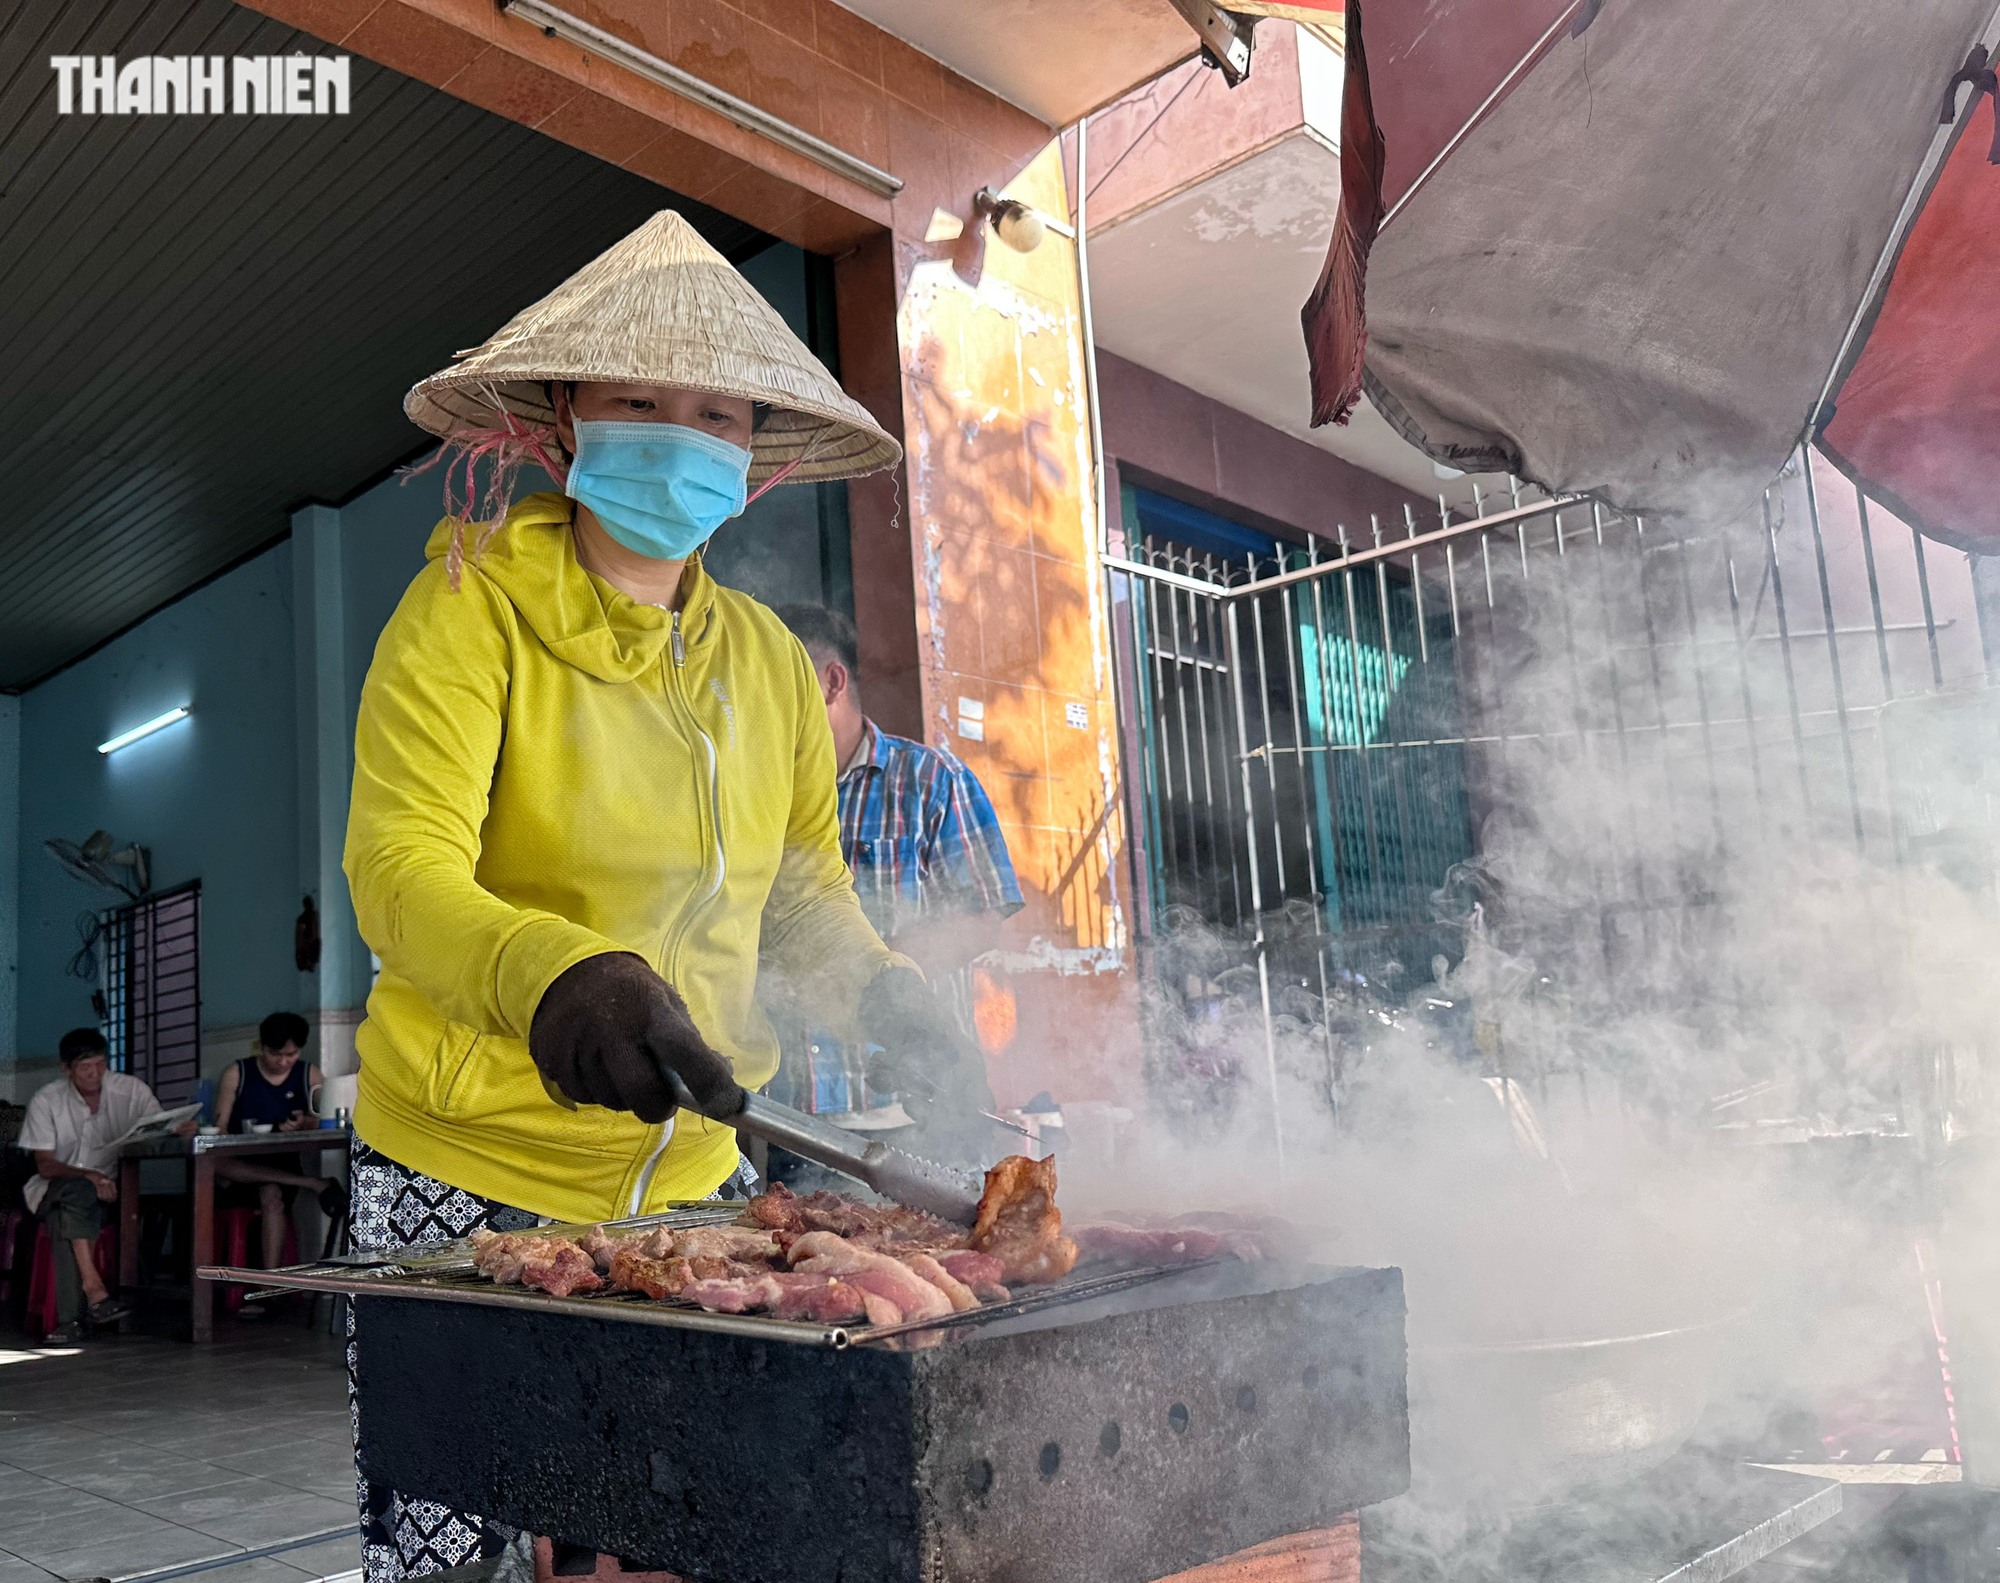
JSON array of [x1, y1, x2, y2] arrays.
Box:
[[858, 967, 1004, 1165], [529, 954, 741, 1125]]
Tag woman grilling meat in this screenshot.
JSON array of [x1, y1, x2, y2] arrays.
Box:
[[343, 211, 987, 1583]]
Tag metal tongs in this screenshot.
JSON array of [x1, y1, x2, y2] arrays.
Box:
[[543, 1072, 983, 1225]]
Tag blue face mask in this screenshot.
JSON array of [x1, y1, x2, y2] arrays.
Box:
[[565, 420, 752, 561]]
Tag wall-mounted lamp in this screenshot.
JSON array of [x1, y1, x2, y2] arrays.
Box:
[[1167, 0, 1256, 86], [99, 705, 190, 755], [973, 189, 1048, 254]]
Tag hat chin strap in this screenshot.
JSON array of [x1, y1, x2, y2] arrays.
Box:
[[745, 456, 803, 505], [743, 424, 835, 506], [404, 386, 578, 590]]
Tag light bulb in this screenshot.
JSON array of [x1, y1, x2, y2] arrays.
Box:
[[972, 188, 1048, 254], [993, 202, 1046, 253]]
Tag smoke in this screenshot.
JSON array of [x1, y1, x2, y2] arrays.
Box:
[[703, 481, 843, 611], [1050, 469, 2000, 1554]]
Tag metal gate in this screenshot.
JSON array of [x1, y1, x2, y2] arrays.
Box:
[[1105, 453, 1998, 1152], [102, 880, 203, 1106]]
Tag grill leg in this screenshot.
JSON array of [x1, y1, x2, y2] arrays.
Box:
[[531, 1538, 691, 1583]]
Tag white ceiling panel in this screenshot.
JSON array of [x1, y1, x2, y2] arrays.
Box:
[[831, 0, 1196, 125], [1088, 131, 1509, 514]]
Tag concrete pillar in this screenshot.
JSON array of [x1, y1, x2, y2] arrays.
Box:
[[892, 141, 1139, 1106], [291, 504, 365, 1077], [836, 232, 924, 740]]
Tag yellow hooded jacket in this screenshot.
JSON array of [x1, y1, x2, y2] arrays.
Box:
[[344, 493, 897, 1221]]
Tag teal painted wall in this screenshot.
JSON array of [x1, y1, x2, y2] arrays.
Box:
[[2, 242, 835, 1090], [15, 544, 301, 1067], [4, 488, 440, 1095]]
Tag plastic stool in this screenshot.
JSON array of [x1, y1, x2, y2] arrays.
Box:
[[24, 1220, 117, 1340], [220, 1206, 299, 1314]]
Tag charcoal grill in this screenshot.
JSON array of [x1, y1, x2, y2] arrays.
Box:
[[212, 1207, 1409, 1583]]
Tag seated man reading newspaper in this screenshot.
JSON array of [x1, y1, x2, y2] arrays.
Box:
[[19, 1027, 196, 1342]]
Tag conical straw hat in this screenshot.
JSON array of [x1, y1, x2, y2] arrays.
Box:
[[405, 210, 901, 486]]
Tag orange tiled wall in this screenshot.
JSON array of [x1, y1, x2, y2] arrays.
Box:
[[892, 143, 1141, 1106]]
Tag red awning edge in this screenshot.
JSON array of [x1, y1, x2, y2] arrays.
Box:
[[1821, 90, 2000, 554], [1301, 0, 1383, 429]]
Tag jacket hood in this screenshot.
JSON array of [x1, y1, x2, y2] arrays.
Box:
[[424, 493, 716, 684]]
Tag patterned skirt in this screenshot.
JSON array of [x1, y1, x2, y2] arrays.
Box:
[[347, 1139, 538, 1583]]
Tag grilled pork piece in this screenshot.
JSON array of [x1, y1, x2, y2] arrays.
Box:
[[579, 1226, 620, 1272], [768, 1274, 870, 1322], [901, 1252, 977, 1312], [933, 1249, 1009, 1300], [607, 1245, 687, 1300], [970, 1156, 1079, 1285], [671, 1226, 780, 1262], [606, 1248, 752, 1300], [740, 1184, 801, 1231], [516, 1237, 603, 1296], [680, 1274, 780, 1313], [786, 1231, 954, 1321], [678, 1271, 872, 1322], [741, 1184, 964, 1249], [740, 1185, 798, 1231], [577, 1224, 680, 1274], [469, 1229, 603, 1294], [468, 1229, 531, 1284], [1071, 1223, 1264, 1265]]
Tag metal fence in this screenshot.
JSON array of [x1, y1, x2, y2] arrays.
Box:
[[1104, 453, 1999, 1144]]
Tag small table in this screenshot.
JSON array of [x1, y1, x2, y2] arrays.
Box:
[[119, 1128, 352, 1342]]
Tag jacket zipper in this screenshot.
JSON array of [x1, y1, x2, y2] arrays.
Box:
[[630, 609, 726, 1214]]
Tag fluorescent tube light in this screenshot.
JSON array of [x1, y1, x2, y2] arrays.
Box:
[[98, 706, 190, 755]]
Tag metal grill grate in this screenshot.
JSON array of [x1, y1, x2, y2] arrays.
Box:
[[203, 1201, 1216, 1350]]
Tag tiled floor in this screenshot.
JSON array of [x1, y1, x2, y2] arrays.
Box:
[[0, 1328, 359, 1583]]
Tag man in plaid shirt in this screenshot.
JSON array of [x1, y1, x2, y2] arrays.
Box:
[[774, 605, 1022, 1128]]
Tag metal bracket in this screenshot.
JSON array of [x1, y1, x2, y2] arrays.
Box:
[[1168, 0, 1257, 85]]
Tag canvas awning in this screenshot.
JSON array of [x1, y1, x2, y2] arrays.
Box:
[[1303, 0, 2000, 537], [1819, 88, 2000, 552]]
